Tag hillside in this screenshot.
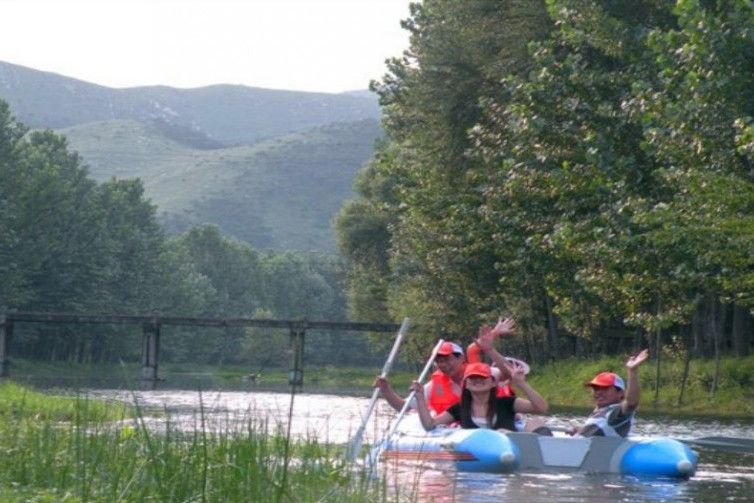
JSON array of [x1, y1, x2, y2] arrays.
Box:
[[59, 118, 384, 252], [0, 60, 380, 145], [0, 60, 386, 253]]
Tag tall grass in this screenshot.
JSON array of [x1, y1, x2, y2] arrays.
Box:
[[0, 382, 391, 502]]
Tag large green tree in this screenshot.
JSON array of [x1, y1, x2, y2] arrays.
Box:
[[340, 0, 754, 361], [338, 1, 552, 358]]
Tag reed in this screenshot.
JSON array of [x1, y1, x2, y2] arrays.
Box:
[[0, 382, 396, 502]]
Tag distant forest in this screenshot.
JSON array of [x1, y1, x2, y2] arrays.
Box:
[[0, 101, 381, 367], [334, 0, 754, 364]]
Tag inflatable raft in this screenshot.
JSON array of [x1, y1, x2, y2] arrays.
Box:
[[373, 419, 698, 479]]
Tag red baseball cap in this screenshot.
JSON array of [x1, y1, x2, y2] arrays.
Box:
[[464, 362, 492, 379], [436, 341, 464, 356], [588, 372, 625, 390]]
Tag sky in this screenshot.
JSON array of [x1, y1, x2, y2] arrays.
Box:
[[1, 0, 413, 93]]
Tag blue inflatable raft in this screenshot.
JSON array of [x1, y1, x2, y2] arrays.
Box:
[[373, 420, 697, 478]]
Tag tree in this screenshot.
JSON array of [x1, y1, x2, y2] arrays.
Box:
[[360, 0, 553, 357]]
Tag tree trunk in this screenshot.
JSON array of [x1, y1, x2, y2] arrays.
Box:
[[654, 297, 661, 404], [677, 326, 693, 407], [654, 327, 661, 404], [575, 335, 585, 358], [731, 304, 750, 357], [711, 301, 727, 395], [691, 304, 703, 358], [544, 294, 558, 361]]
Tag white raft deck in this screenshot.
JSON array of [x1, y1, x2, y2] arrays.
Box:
[[372, 416, 698, 479]]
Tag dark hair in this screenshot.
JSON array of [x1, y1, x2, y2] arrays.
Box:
[[458, 385, 497, 427]]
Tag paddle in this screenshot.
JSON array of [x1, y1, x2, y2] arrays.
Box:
[[345, 317, 411, 461], [544, 422, 754, 454], [368, 338, 446, 469], [680, 436, 754, 453]]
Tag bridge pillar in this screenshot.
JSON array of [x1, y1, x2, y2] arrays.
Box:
[[288, 328, 305, 390], [0, 318, 12, 377], [141, 321, 161, 384]]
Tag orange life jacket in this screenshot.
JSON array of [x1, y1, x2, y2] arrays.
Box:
[[426, 370, 462, 414]]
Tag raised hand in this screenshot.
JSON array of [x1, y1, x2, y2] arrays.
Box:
[[626, 349, 649, 370], [507, 362, 527, 387], [491, 317, 517, 338]]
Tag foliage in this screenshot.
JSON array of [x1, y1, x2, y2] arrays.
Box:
[[0, 105, 366, 366], [336, 0, 553, 361], [339, 0, 754, 363]]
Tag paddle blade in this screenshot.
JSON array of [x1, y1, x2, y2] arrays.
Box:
[[682, 436, 754, 453]]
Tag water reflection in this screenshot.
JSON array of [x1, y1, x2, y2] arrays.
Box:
[[375, 465, 700, 503]]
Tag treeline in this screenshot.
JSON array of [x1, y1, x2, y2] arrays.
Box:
[[0, 100, 377, 367], [335, 0, 754, 365]]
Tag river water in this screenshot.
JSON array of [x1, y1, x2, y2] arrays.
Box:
[[78, 387, 753, 503]]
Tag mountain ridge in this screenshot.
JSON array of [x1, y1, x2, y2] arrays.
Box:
[[0, 60, 381, 145]]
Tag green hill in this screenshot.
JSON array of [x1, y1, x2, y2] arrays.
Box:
[[0, 60, 386, 253], [59, 118, 384, 252], [0, 60, 380, 145]]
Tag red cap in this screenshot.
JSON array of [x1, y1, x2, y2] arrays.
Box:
[[588, 372, 625, 390], [464, 362, 492, 379], [436, 341, 464, 356]]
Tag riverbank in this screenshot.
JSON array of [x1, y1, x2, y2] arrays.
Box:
[[6, 353, 754, 418]]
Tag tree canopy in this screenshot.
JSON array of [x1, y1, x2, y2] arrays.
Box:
[[336, 0, 754, 361]]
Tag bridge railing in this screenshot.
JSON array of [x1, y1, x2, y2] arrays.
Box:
[[0, 311, 401, 387]]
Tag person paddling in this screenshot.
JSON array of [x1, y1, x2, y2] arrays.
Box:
[[375, 340, 466, 414], [411, 359, 548, 432], [572, 349, 650, 437], [375, 317, 519, 415]]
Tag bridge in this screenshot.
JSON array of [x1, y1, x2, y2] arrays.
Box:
[[0, 311, 402, 388]]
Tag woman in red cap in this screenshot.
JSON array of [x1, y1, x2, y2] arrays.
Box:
[[411, 358, 549, 432], [375, 317, 520, 416], [572, 349, 649, 437]]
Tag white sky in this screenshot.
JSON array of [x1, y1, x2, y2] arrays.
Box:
[[0, 0, 413, 93]]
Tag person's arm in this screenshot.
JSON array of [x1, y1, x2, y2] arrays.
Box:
[[621, 349, 649, 414], [410, 381, 454, 430], [475, 318, 516, 380], [508, 365, 549, 414], [374, 376, 406, 412]]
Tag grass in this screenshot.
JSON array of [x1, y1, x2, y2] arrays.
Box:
[[0, 381, 392, 502], [0, 381, 130, 422]]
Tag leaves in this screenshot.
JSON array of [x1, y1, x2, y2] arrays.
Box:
[[340, 0, 754, 358]]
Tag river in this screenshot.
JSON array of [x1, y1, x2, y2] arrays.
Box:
[[77, 386, 753, 503]]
